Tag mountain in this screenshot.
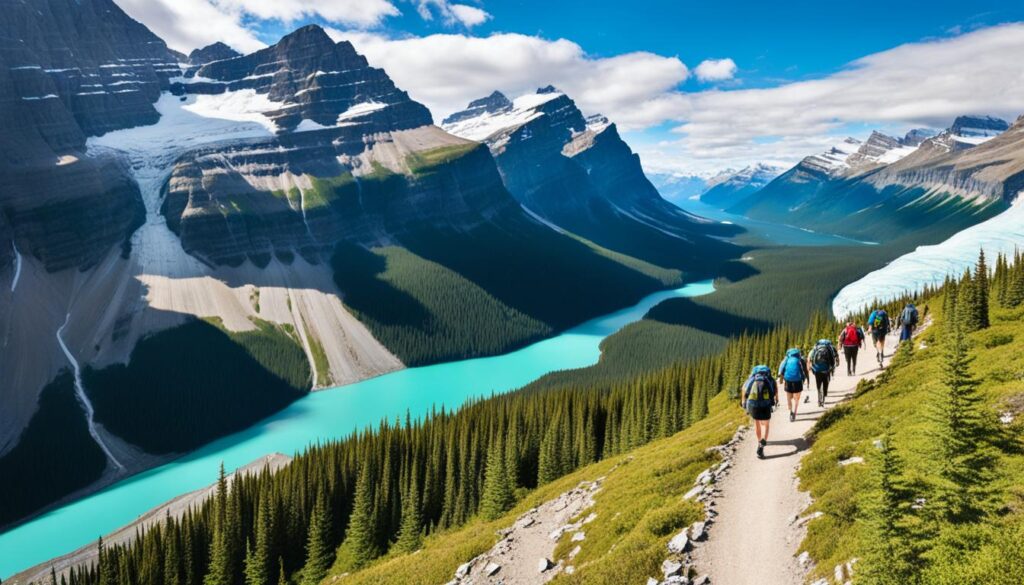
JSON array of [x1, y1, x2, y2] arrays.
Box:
[[646, 173, 710, 201], [0, 2, 700, 529], [729, 116, 1016, 242], [442, 88, 741, 271], [186, 41, 239, 65], [699, 163, 784, 206]]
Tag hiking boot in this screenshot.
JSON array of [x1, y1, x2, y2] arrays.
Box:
[[756, 444, 765, 459], [789, 411, 796, 422]]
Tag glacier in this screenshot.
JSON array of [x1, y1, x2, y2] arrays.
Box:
[[833, 198, 1024, 319]]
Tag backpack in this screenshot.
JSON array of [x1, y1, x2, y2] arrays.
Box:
[[870, 310, 889, 330], [841, 324, 860, 346], [902, 305, 918, 326], [744, 371, 775, 409], [780, 350, 806, 382], [810, 342, 834, 373]]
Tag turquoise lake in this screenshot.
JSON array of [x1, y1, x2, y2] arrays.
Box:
[[0, 278, 715, 578]]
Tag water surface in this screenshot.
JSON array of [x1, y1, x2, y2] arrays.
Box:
[[0, 279, 714, 578]]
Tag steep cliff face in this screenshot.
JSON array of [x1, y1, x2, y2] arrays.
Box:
[[0, 0, 178, 270], [443, 89, 740, 271]]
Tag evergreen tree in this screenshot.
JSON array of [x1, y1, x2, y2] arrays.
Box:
[[276, 558, 286, 585], [299, 488, 332, 585], [857, 438, 921, 585], [333, 462, 378, 571], [479, 436, 514, 520], [205, 464, 235, 585], [393, 473, 422, 553], [925, 318, 995, 522], [243, 494, 272, 585], [974, 249, 990, 330]]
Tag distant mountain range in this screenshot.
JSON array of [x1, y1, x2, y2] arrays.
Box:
[[727, 115, 1019, 242]]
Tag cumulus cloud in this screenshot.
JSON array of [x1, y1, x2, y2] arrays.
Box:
[[327, 30, 688, 124], [417, 1, 492, 28], [693, 58, 737, 82]]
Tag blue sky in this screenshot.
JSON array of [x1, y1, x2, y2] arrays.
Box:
[[122, 0, 1024, 174]]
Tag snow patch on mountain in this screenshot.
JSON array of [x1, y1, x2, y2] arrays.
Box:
[[803, 137, 863, 175], [442, 90, 565, 142], [833, 197, 1024, 318]]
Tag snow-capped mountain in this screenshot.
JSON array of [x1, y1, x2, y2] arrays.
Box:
[[443, 87, 740, 270], [729, 115, 1015, 242], [646, 173, 712, 201], [700, 163, 785, 206]]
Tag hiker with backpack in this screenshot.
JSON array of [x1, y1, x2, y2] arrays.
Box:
[[897, 302, 919, 342], [809, 339, 839, 407], [777, 348, 809, 422], [741, 365, 778, 459], [839, 322, 865, 376], [866, 308, 891, 367]]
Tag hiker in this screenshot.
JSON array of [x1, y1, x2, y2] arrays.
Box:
[[809, 339, 839, 407], [897, 302, 919, 342], [777, 348, 809, 422], [741, 365, 778, 459], [866, 307, 890, 367], [839, 321, 865, 376]]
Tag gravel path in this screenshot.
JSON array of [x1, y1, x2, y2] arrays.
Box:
[[693, 331, 907, 585]]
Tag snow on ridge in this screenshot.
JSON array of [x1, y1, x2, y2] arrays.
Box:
[[295, 118, 331, 132], [833, 197, 1024, 318], [442, 91, 565, 142], [336, 101, 387, 122]]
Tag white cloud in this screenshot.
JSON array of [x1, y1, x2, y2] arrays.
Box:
[[327, 30, 688, 123], [117, 0, 267, 53], [694, 58, 737, 82], [449, 4, 491, 27], [416, 1, 492, 28], [217, 0, 400, 27]]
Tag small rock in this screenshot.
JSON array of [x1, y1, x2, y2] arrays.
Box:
[[516, 516, 536, 529], [663, 577, 689, 585], [646, 578, 659, 585], [484, 562, 501, 577], [537, 558, 552, 573], [662, 559, 684, 578], [839, 456, 864, 466], [693, 575, 710, 585], [683, 485, 703, 500], [667, 530, 690, 553], [810, 580, 829, 585], [571, 531, 586, 542], [582, 512, 598, 524], [796, 511, 823, 526], [797, 551, 811, 568], [569, 545, 582, 559], [1000, 411, 1014, 425], [695, 468, 713, 485], [834, 563, 845, 582], [689, 521, 707, 541], [564, 565, 575, 575], [455, 561, 472, 579]]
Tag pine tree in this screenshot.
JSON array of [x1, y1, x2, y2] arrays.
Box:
[[276, 558, 287, 585], [393, 472, 422, 553], [857, 438, 921, 585], [299, 488, 332, 585], [333, 462, 378, 571], [243, 494, 272, 585], [974, 249, 990, 330], [925, 318, 995, 522], [479, 436, 514, 520], [205, 464, 235, 585], [536, 418, 562, 485]]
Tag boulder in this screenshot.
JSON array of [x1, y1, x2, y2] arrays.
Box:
[[662, 559, 683, 578], [537, 558, 552, 573], [689, 521, 707, 541], [484, 562, 501, 577], [667, 530, 690, 554]]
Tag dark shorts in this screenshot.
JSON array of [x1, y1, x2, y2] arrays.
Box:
[[748, 406, 773, 421], [871, 330, 887, 344], [784, 380, 803, 394]]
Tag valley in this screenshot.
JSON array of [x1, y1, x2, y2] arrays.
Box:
[[2, 2, 1024, 584]]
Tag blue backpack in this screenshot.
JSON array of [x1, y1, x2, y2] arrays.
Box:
[[779, 349, 806, 382], [810, 340, 835, 373]]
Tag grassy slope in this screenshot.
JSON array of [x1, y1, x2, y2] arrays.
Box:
[[331, 392, 746, 585], [799, 305, 1024, 583], [85, 317, 310, 454]]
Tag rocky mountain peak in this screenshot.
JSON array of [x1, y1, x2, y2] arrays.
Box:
[[187, 42, 239, 65], [902, 128, 937, 147], [950, 114, 1009, 137], [442, 91, 512, 125], [536, 84, 560, 94]]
